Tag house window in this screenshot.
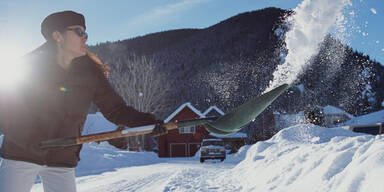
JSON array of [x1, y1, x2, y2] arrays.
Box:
[[178, 126, 196, 134]]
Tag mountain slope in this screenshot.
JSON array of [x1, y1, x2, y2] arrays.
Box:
[[88, 7, 384, 141]]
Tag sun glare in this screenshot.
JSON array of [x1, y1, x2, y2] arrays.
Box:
[[0, 46, 28, 89]]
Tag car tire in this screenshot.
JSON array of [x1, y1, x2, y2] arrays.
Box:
[[200, 158, 205, 163]]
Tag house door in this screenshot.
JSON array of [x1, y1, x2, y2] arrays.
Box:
[[170, 143, 186, 157]]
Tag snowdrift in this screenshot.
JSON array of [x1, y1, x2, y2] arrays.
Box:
[[224, 124, 384, 192], [76, 112, 165, 176], [76, 142, 164, 177]]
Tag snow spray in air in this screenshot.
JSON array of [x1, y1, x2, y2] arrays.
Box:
[[265, 0, 351, 92]]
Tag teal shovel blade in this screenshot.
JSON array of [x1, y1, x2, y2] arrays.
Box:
[[205, 84, 289, 135]]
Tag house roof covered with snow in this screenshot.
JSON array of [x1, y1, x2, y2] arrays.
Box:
[[203, 106, 225, 116], [164, 102, 205, 123], [342, 109, 384, 126], [323, 105, 354, 119]]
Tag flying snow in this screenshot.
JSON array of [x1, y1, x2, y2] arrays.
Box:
[[266, 0, 351, 92]]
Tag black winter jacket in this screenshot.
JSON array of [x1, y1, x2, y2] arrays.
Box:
[[0, 44, 155, 167]]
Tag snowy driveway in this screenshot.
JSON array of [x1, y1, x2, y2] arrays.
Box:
[[31, 160, 240, 192]]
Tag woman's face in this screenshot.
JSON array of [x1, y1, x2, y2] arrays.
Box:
[[59, 25, 87, 59]]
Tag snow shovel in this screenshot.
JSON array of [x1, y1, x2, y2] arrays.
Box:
[[204, 83, 289, 134], [40, 84, 289, 148]]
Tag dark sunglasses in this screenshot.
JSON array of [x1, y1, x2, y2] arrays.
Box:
[[66, 27, 88, 39]]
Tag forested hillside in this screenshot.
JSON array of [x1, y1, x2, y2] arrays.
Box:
[[88, 7, 384, 143]]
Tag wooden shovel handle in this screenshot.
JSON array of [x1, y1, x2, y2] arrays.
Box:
[[40, 122, 178, 148], [78, 122, 178, 144]]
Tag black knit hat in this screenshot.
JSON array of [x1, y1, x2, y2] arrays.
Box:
[[41, 11, 86, 40]]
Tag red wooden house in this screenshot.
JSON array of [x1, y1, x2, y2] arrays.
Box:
[[157, 103, 216, 157], [157, 103, 247, 157]]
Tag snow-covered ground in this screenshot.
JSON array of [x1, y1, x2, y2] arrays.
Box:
[[2, 106, 383, 192], [19, 109, 381, 191], [225, 125, 384, 192]]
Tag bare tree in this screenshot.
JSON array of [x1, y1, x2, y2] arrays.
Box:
[[108, 54, 170, 151], [109, 55, 169, 114]]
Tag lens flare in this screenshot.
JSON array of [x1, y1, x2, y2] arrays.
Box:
[[0, 57, 27, 89], [59, 86, 69, 92], [0, 44, 28, 89]]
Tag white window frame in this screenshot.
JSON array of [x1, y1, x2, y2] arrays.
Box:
[[178, 126, 196, 134]]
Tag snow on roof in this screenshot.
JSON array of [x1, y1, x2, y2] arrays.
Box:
[[203, 106, 225, 116], [164, 102, 205, 123], [323, 105, 355, 119], [342, 109, 384, 126], [210, 132, 247, 138]]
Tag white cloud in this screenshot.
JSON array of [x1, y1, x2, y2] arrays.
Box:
[[126, 0, 211, 30], [370, 8, 377, 14]]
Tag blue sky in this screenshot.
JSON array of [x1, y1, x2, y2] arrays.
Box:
[[0, 0, 383, 64]]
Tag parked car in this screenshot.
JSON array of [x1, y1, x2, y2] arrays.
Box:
[[200, 139, 226, 163]]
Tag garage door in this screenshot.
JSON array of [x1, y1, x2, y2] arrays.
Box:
[[170, 143, 186, 157]]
